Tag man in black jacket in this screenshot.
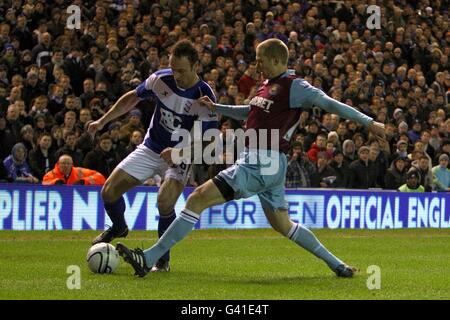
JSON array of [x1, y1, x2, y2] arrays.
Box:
[[55, 131, 84, 166], [28, 133, 56, 181], [349, 146, 378, 189], [329, 149, 351, 188], [83, 133, 119, 178], [311, 151, 339, 188]]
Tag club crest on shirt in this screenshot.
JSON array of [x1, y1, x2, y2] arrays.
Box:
[[269, 84, 281, 96]]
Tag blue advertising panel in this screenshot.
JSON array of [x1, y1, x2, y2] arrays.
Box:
[[0, 184, 449, 230]]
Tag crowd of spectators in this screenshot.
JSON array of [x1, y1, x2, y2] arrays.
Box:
[[0, 0, 449, 191]]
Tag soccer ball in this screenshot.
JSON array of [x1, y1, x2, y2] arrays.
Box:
[[86, 243, 120, 274]]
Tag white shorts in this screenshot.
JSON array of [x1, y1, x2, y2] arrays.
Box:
[[116, 144, 190, 185]]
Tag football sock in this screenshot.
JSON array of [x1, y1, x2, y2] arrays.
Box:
[[157, 209, 176, 262], [104, 196, 127, 232], [287, 223, 343, 270], [144, 208, 199, 268]]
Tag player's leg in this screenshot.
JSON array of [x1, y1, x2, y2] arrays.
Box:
[[116, 151, 259, 276], [116, 178, 227, 277], [152, 177, 184, 271], [93, 145, 166, 244], [259, 191, 357, 277], [145, 179, 225, 265], [92, 168, 140, 244]]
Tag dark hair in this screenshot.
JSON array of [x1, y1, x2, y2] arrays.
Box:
[[99, 132, 111, 141], [172, 40, 199, 66]]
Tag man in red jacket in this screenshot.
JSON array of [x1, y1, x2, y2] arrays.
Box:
[[43, 154, 105, 185], [307, 133, 328, 163]]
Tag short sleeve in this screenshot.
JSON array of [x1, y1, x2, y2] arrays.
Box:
[[136, 73, 158, 100], [289, 78, 322, 109]]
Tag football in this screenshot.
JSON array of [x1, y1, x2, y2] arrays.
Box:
[[86, 243, 120, 274]]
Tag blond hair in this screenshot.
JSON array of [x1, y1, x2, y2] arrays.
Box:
[[258, 38, 289, 65]]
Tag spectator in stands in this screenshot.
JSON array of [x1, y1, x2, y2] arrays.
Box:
[[2, 142, 39, 183], [55, 131, 84, 166], [285, 141, 316, 188], [237, 61, 258, 98], [79, 78, 96, 108], [434, 139, 450, 168], [349, 146, 378, 189], [342, 139, 356, 163], [120, 129, 144, 159], [384, 156, 408, 190], [303, 119, 320, 151], [5, 104, 22, 144], [19, 124, 35, 153], [28, 132, 55, 181], [412, 155, 434, 192], [420, 130, 436, 160], [368, 143, 386, 188], [307, 132, 328, 164], [119, 108, 144, 143], [55, 95, 78, 125], [432, 154, 450, 191], [43, 154, 105, 185], [31, 32, 52, 67], [311, 151, 338, 188], [408, 119, 423, 144], [83, 133, 119, 178], [329, 149, 351, 188], [398, 169, 425, 192], [390, 140, 409, 163], [29, 95, 55, 129]]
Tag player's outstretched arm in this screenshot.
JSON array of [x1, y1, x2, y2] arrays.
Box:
[[87, 90, 140, 137], [291, 79, 386, 141], [198, 96, 250, 121]]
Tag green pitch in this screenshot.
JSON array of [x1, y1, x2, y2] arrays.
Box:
[[1, 228, 450, 300]]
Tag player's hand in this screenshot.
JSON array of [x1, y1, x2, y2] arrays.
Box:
[[368, 121, 386, 141], [87, 119, 105, 138], [198, 96, 215, 111]]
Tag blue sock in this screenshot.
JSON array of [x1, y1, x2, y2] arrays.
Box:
[[157, 209, 176, 262], [144, 208, 199, 268], [104, 196, 127, 232], [288, 223, 343, 270]]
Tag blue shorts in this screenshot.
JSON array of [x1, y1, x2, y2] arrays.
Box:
[[216, 149, 288, 211]]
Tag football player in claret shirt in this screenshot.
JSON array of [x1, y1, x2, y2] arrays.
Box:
[[117, 38, 385, 278], [87, 40, 217, 272]]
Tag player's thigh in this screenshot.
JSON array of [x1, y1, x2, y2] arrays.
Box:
[[185, 179, 226, 214], [262, 207, 292, 236], [117, 144, 168, 182], [157, 178, 184, 215], [102, 168, 141, 203]]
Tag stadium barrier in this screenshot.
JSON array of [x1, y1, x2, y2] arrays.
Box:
[[0, 183, 449, 231]]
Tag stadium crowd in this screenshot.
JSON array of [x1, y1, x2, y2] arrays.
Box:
[[0, 0, 449, 191]]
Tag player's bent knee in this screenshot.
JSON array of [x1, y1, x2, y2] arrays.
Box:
[[185, 188, 208, 212]]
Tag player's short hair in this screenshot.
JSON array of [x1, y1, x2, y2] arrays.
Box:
[[172, 39, 199, 67], [258, 38, 288, 65]]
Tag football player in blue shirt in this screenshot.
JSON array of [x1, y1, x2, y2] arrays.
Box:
[[88, 40, 217, 272]]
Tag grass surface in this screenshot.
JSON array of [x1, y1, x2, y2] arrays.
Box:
[[1, 228, 450, 300]]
